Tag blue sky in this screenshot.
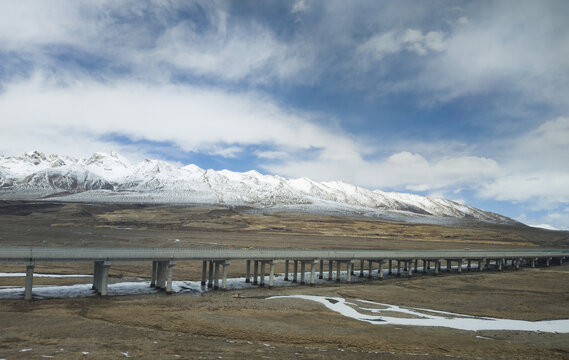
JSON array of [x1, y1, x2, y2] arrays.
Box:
[[1, 1, 568, 229]]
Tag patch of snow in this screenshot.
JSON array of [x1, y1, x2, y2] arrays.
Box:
[[267, 295, 569, 333], [528, 223, 560, 231]]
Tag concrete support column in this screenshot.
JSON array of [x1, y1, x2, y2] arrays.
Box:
[[24, 264, 35, 300], [546, 257, 551, 267], [516, 258, 521, 270], [292, 260, 298, 283], [284, 260, 289, 281], [458, 259, 463, 273], [300, 261, 306, 285], [498, 259, 503, 271], [214, 261, 220, 290], [407, 263, 413, 277], [253, 260, 259, 285], [319, 260, 324, 279], [388, 260, 393, 275], [99, 261, 111, 296], [166, 261, 175, 294], [245, 260, 251, 283], [396, 260, 401, 276], [346, 261, 353, 284], [208, 260, 214, 288], [328, 260, 333, 280], [423, 259, 427, 273], [93, 261, 100, 290], [378, 260, 384, 280], [427, 260, 431, 270], [360, 259, 365, 278], [531, 258, 536, 268], [560, 258, 564, 265], [156, 261, 167, 290], [310, 261, 316, 287], [467, 259, 472, 272], [222, 260, 230, 291], [414, 259, 418, 272], [368, 260, 373, 279], [260, 262, 266, 287], [336, 261, 341, 282], [434, 260, 440, 275], [201, 260, 207, 286], [478, 259, 483, 272], [268, 261, 275, 289], [446, 259, 451, 272]]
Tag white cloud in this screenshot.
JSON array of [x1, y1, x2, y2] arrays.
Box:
[[0, 74, 358, 164], [0, 0, 310, 84], [357, 29, 446, 61], [291, 0, 308, 14]]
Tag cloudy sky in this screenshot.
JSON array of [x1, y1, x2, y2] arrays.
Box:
[[1, 0, 568, 229]]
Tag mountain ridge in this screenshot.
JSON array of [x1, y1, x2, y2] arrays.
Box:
[[0, 151, 517, 225]]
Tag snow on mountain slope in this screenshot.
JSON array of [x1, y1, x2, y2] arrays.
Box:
[[0, 151, 516, 224]]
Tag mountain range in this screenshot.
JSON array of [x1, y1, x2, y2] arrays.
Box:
[[0, 151, 517, 225]]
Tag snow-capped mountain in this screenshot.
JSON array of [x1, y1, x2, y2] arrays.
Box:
[[0, 151, 516, 224]]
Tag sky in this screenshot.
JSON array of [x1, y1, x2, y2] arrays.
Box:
[[0, 0, 568, 229]]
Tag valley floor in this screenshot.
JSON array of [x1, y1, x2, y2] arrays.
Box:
[[1, 201, 569, 359]]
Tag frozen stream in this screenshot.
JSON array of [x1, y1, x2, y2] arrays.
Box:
[[268, 295, 569, 333]]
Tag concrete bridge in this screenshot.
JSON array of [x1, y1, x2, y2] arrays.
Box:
[[1, 247, 567, 300]]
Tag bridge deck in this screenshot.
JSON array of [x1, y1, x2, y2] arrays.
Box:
[[1, 246, 567, 262]]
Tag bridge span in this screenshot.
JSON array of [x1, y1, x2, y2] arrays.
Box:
[[1, 247, 567, 300]]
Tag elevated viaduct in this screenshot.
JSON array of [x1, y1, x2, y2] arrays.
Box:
[[1, 247, 567, 300]]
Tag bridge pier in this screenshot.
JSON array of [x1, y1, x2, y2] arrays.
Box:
[[346, 260, 354, 284], [24, 263, 35, 300], [253, 260, 259, 285], [328, 260, 333, 280], [93, 261, 111, 296], [208, 260, 214, 288], [407, 262, 413, 277], [388, 259, 393, 275], [446, 259, 451, 272], [434, 260, 440, 275], [150, 261, 157, 288], [457, 259, 463, 273], [222, 260, 230, 291], [201, 260, 207, 285], [214, 261, 220, 289], [367, 260, 373, 279], [259, 261, 266, 287], [166, 261, 175, 294], [292, 260, 298, 283], [378, 260, 384, 280], [284, 260, 289, 281], [245, 260, 251, 283], [396, 260, 401, 276], [319, 260, 324, 279], [336, 261, 341, 282], [267, 260, 274, 289], [300, 261, 306, 285], [310, 261, 317, 287], [414, 259, 418, 273], [422, 259, 427, 273]]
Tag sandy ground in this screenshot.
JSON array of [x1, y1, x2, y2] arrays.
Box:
[[1, 201, 569, 359]]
